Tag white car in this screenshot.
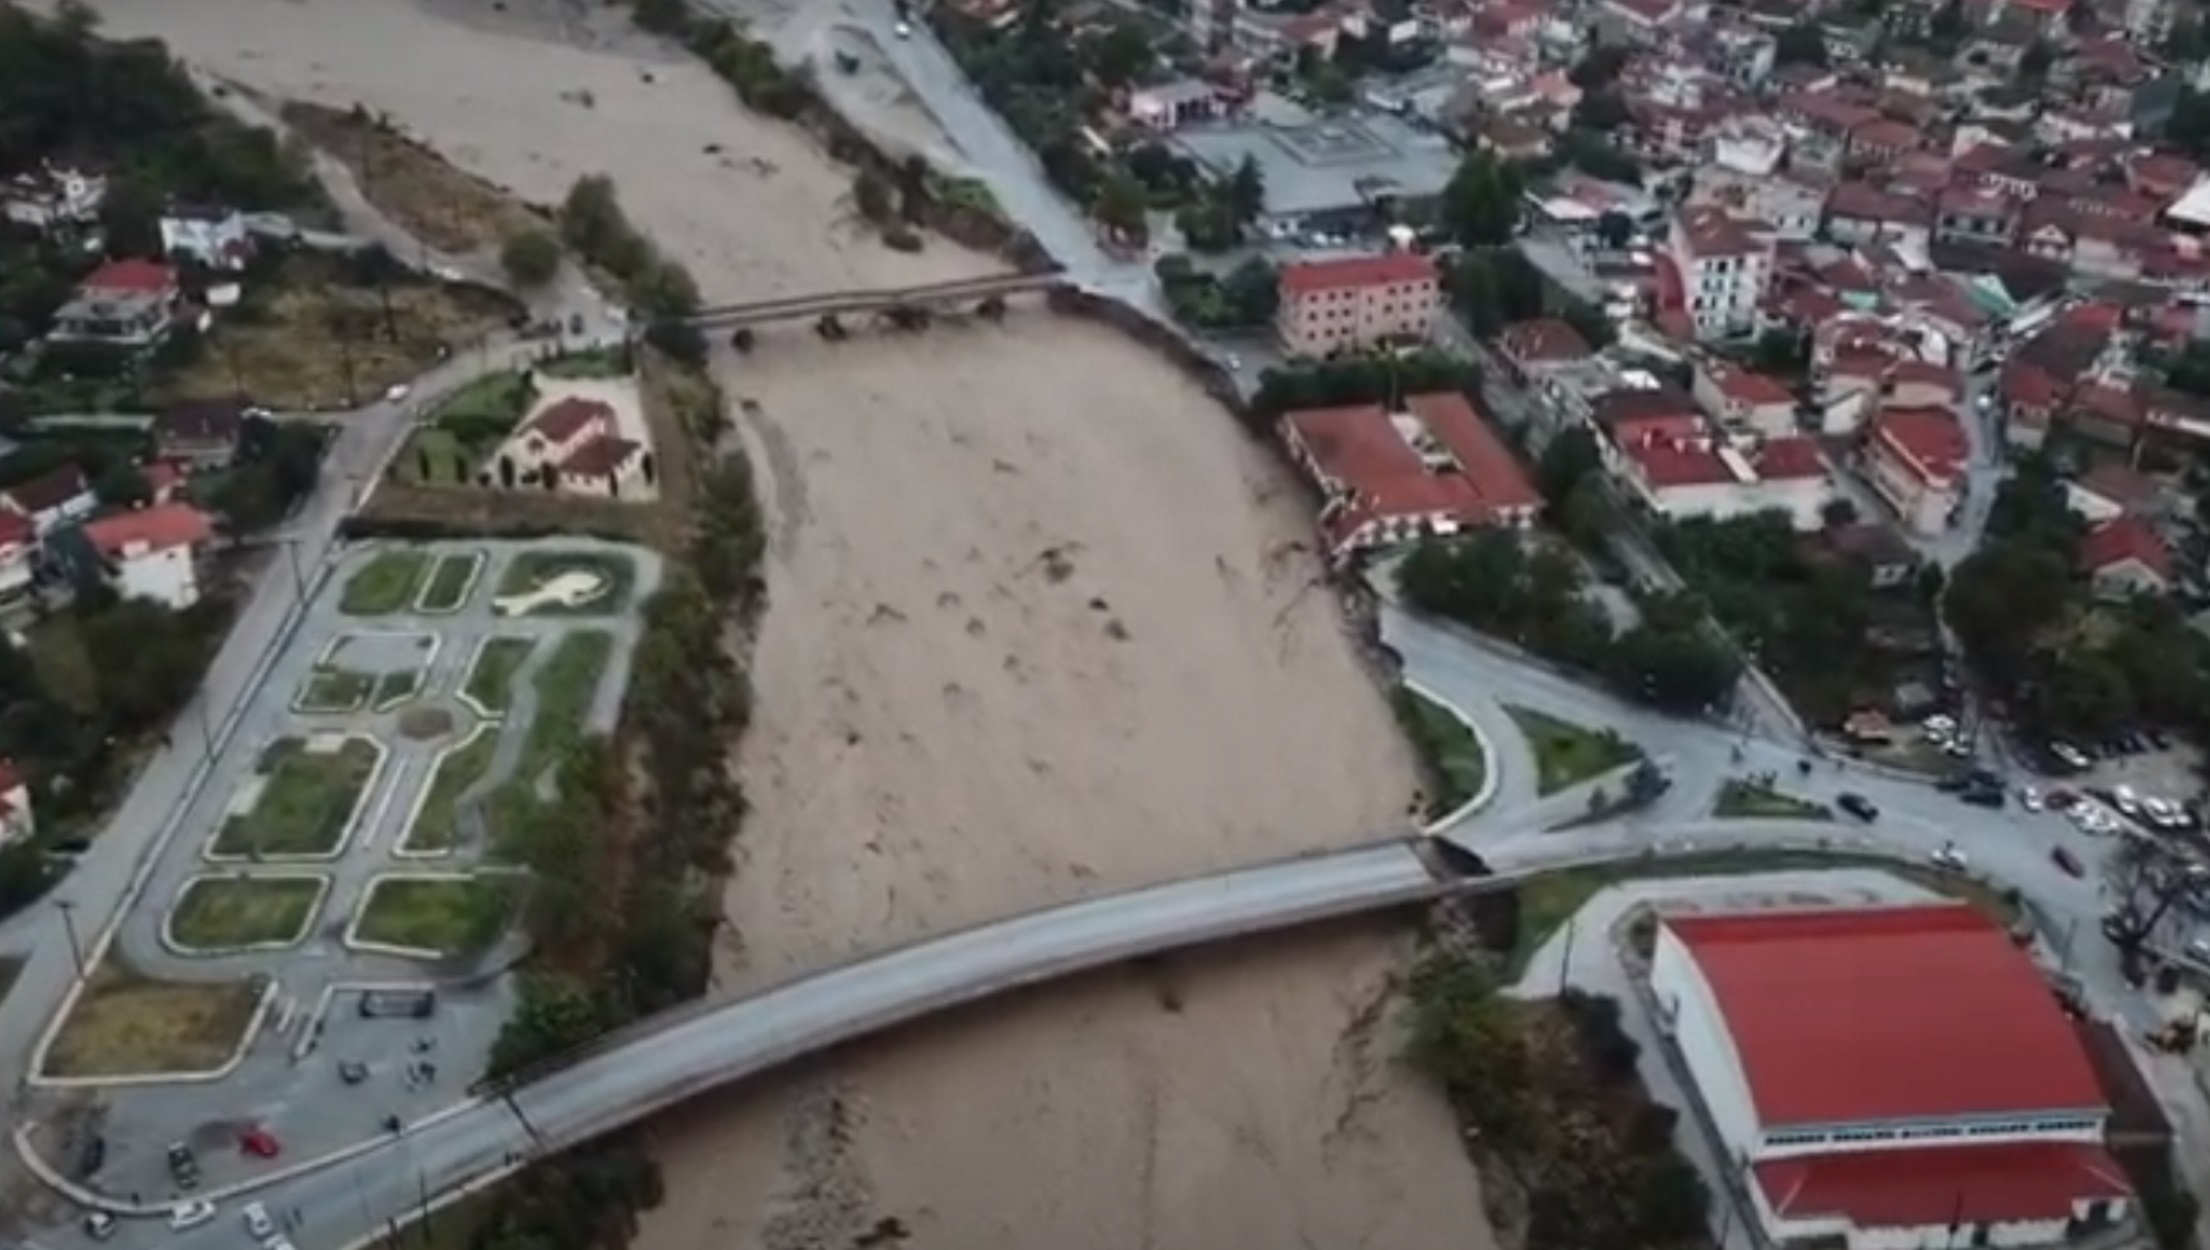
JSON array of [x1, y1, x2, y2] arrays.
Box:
[[2052, 743, 2089, 770], [894, 19, 911, 36], [169, 1200, 217, 1231], [383, 382, 412, 403], [1923, 714, 1957, 734], [1931, 843, 1969, 871], [2021, 787, 2044, 812], [244, 1201, 275, 1239]]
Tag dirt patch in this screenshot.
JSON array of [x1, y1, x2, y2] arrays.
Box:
[[281, 100, 547, 253], [42, 962, 265, 1079]]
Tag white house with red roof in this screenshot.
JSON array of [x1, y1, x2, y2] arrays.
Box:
[[1603, 412, 1831, 529], [506, 396, 649, 499], [1, 464, 97, 539], [2077, 515, 2172, 601], [0, 759, 33, 846], [1651, 905, 2131, 1250], [1274, 252, 1441, 359], [1863, 405, 1969, 536], [1692, 358, 1797, 438], [1668, 207, 1775, 342], [78, 502, 217, 609], [48, 259, 182, 351], [1278, 391, 1540, 562]]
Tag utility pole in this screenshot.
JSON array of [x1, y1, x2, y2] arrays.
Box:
[[1557, 916, 1576, 996], [55, 899, 87, 981]]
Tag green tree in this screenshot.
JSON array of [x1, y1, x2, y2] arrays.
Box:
[[2019, 37, 2055, 79], [1775, 21, 1829, 65], [1093, 170, 1150, 240], [1082, 22, 1153, 87], [499, 229, 562, 287], [1226, 155, 1267, 224], [1440, 151, 1523, 246], [1220, 256, 1280, 323], [1750, 326, 1810, 375]]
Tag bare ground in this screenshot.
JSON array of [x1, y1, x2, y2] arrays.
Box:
[[73, 1, 1491, 1245]]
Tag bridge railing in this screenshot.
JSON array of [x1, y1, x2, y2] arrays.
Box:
[[686, 268, 1067, 324]]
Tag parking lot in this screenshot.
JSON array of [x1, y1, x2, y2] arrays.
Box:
[[22, 538, 660, 1211]]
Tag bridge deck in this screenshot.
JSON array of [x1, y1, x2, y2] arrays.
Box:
[[688, 271, 1067, 327]]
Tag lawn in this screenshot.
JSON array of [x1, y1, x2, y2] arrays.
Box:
[[488, 630, 612, 856], [406, 726, 500, 853], [417, 551, 485, 612], [464, 637, 535, 715], [494, 550, 635, 616], [539, 346, 633, 379], [1506, 705, 1643, 795], [41, 961, 266, 1078], [214, 737, 381, 858], [372, 669, 422, 709], [353, 874, 521, 956], [168, 876, 325, 951], [1490, 849, 2027, 979], [1392, 687, 1487, 819], [341, 550, 432, 615], [398, 374, 536, 486], [1714, 778, 1833, 821], [155, 254, 513, 410], [297, 667, 373, 713], [280, 103, 545, 253]]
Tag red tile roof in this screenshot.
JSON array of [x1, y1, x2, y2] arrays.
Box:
[[1280, 251, 1438, 296], [0, 510, 31, 549], [1616, 421, 1734, 487], [559, 434, 642, 478], [1498, 318, 1593, 366], [1850, 118, 1919, 154], [1675, 207, 1765, 259], [1887, 359, 1957, 393], [1665, 905, 2108, 1127], [82, 502, 215, 557], [526, 397, 615, 444], [1751, 435, 1824, 480], [1871, 405, 1968, 486], [1282, 392, 1539, 554], [1754, 1142, 2130, 1229], [1703, 359, 1793, 408], [3, 464, 90, 515], [2078, 515, 2172, 581], [81, 258, 177, 295]]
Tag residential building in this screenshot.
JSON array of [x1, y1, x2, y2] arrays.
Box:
[[159, 206, 253, 270], [505, 396, 649, 497], [1602, 412, 1831, 528], [0, 511, 34, 605], [46, 259, 181, 352], [1650, 905, 2132, 1250], [1, 465, 98, 539], [2078, 515, 2173, 600], [1496, 318, 1596, 384], [1668, 207, 1774, 341], [1693, 358, 1798, 437], [77, 502, 217, 610], [556, 434, 649, 498], [0, 759, 33, 846], [2064, 465, 2162, 524], [1128, 81, 1226, 132], [1275, 252, 1442, 358], [1279, 391, 1541, 561], [153, 400, 247, 469], [1863, 405, 1968, 536], [1, 163, 106, 231]]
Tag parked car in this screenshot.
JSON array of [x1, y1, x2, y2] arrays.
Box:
[[244, 1202, 275, 1240], [168, 1201, 216, 1232], [1931, 843, 1969, 870], [167, 1142, 199, 1189], [239, 1128, 281, 1159], [2052, 847, 2084, 878], [82, 1212, 116, 1241], [1838, 793, 1878, 821], [2020, 787, 2045, 812], [1961, 787, 2006, 810]]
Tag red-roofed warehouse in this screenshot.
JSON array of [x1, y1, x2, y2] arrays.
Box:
[[1278, 391, 1539, 561], [1651, 905, 2132, 1250]]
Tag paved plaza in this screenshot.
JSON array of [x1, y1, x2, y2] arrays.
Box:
[[22, 538, 661, 1209]]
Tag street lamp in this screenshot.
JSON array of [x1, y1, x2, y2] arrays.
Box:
[[54, 899, 87, 981]]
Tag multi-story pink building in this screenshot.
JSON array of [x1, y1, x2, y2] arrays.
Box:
[[1275, 252, 1442, 359]]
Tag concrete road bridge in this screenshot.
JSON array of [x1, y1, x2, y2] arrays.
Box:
[[685, 270, 1068, 330]]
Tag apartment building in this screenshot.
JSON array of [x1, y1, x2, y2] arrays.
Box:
[[1276, 252, 1443, 358]]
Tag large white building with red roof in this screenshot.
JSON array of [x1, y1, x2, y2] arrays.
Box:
[[1863, 405, 1970, 536], [1274, 252, 1441, 359], [78, 501, 217, 610], [1651, 905, 2132, 1250], [1278, 391, 1541, 562], [1602, 409, 1831, 529]]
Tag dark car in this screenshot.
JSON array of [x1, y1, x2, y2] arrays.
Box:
[[1838, 793, 1879, 821], [1936, 774, 1971, 793], [2052, 846, 2084, 878], [1961, 787, 2006, 810]]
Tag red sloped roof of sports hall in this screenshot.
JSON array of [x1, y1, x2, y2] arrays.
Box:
[[1753, 1141, 2130, 1228], [1667, 904, 2107, 1128]]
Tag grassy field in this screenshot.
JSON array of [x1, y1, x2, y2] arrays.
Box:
[[353, 875, 520, 955], [488, 631, 612, 856], [169, 876, 325, 951], [1393, 687, 1487, 819], [341, 550, 432, 615], [464, 637, 535, 715], [494, 550, 636, 615], [406, 726, 500, 853], [372, 669, 422, 709], [42, 961, 265, 1078], [157, 255, 513, 410], [1714, 778, 1833, 821], [417, 551, 485, 612], [1506, 705, 1643, 795], [399, 373, 536, 486], [281, 103, 545, 253], [215, 738, 381, 858], [297, 667, 373, 713], [539, 346, 633, 379]]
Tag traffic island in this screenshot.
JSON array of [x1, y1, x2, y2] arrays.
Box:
[[492, 550, 634, 617], [209, 735, 386, 861], [164, 873, 331, 955], [37, 961, 270, 1083], [339, 550, 434, 616], [1713, 778, 1832, 821], [1505, 705, 1643, 796], [399, 722, 500, 856], [347, 873, 522, 959], [1391, 685, 1489, 822], [292, 633, 438, 714], [414, 549, 487, 614]]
